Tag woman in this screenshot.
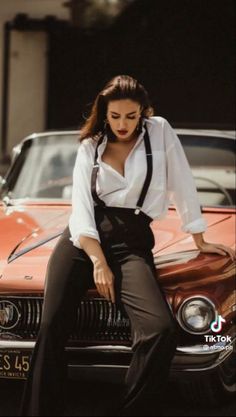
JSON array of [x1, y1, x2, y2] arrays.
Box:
[[20, 75, 235, 416]]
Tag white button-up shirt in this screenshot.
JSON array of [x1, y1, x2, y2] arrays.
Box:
[[69, 116, 207, 248]]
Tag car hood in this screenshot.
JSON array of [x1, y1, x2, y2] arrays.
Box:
[[0, 204, 235, 293], [0, 204, 70, 260], [152, 209, 235, 256]]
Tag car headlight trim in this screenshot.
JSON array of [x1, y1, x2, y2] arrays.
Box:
[[177, 296, 216, 335]]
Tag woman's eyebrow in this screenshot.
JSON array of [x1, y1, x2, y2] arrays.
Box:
[[110, 111, 137, 116]]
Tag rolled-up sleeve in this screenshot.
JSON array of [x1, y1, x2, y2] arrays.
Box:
[[164, 119, 207, 234], [69, 142, 101, 248]]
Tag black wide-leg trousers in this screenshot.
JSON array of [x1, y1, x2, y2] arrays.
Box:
[[20, 226, 178, 416]]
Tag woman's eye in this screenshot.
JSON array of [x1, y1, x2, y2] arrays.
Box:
[[110, 115, 136, 120]]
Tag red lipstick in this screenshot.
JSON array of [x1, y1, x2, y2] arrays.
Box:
[[117, 130, 128, 135]]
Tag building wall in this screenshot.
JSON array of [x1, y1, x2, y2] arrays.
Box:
[[7, 30, 48, 153], [0, 0, 69, 158]]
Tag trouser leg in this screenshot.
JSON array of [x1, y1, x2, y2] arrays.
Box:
[[19, 227, 94, 417], [110, 252, 178, 416]]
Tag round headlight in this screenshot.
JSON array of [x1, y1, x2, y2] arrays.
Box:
[[178, 297, 216, 334]]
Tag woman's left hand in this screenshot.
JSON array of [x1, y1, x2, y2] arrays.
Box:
[[198, 242, 236, 261]]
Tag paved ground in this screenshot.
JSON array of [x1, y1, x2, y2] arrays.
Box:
[[0, 379, 235, 416]]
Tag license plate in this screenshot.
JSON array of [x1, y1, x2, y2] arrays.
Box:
[[0, 349, 31, 379]]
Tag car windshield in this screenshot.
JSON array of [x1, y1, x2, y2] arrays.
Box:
[[2, 132, 235, 207], [178, 135, 235, 207], [4, 134, 79, 200]]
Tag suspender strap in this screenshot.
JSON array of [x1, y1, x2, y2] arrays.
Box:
[[91, 136, 106, 207], [91, 123, 153, 212], [135, 125, 153, 214]]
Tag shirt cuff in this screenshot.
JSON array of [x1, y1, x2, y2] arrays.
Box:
[[70, 231, 101, 249], [181, 217, 207, 234]]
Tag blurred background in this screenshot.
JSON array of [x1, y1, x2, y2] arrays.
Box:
[[0, 0, 235, 173]]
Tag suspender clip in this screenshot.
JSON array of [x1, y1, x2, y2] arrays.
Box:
[[135, 207, 141, 215]]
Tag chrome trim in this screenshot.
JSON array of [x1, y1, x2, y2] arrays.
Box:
[[66, 345, 131, 351], [7, 230, 63, 263], [0, 339, 233, 355], [176, 295, 217, 335], [68, 364, 128, 369], [154, 250, 199, 268], [175, 129, 235, 139], [0, 338, 234, 375], [24, 130, 80, 140], [175, 338, 235, 372], [176, 337, 235, 355], [0, 341, 35, 349], [24, 129, 235, 141], [0, 341, 131, 351], [0, 295, 43, 299]]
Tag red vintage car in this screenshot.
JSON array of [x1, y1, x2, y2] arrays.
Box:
[[0, 128, 235, 405]]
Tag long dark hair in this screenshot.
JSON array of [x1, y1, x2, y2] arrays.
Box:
[[79, 75, 154, 142]]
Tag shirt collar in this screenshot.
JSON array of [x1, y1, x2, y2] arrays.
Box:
[[97, 118, 147, 160]]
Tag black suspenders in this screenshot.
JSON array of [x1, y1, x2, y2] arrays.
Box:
[[135, 125, 153, 214], [91, 124, 153, 215], [91, 135, 106, 208]]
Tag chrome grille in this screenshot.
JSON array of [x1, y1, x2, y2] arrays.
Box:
[[0, 296, 131, 344], [0, 296, 43, 338], [72, 299, 131, 343]]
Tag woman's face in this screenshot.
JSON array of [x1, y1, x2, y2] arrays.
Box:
[[106, 99, 142, 142]]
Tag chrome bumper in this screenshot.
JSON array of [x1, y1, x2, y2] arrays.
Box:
[[0, 337, 235, 377]]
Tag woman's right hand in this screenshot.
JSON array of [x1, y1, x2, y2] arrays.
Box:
[[78, 235, 116, 303], [93, 259, 115, 303]]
